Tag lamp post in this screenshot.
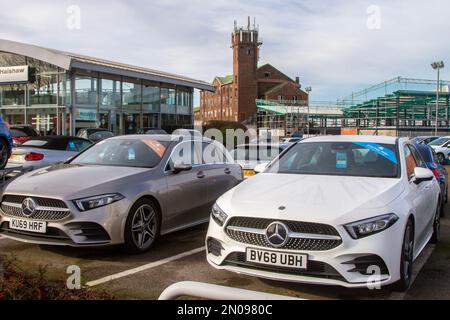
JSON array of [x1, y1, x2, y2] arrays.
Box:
[[305, 86, 312, 136], [431, 61, 445, 136]]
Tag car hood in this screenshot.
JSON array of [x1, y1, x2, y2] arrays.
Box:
[[218, 173, 405, 224], [4, 164, 149, 199]]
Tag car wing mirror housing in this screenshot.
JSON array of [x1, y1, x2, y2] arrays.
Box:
[[254, 163, 268, 174], [173, 162, 193, 174], [413, 167, 434, 185]]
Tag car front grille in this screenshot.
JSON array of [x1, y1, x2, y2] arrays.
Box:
[[225, 217, 342, 251], [223, 252, 345, 282], [0, 195, 71, 221]]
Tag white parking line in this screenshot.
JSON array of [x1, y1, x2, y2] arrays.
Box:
[[86, 246, 206, 287]]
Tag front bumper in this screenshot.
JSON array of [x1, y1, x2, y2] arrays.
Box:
[[206, 217, 405, 289], [0, 199, 130, 247]]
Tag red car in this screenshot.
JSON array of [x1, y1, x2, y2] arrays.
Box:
[[10, 125, 40, 146]]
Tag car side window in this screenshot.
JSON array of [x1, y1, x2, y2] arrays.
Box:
[[67, 139, 92, 152], [404, 145, 418, 179], [67, 140, 78, 152], [409, 145, 426, 168], [167, 141, 200, 170], [202, 142, 230, 164]]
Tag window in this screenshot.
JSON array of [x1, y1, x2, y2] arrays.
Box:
[[278, 96, 283, 102], [408, 145, 426, 168], [72, 139, 169, 168], [264, 72, 271, 78], [404, 145, 418, 178], [67, 139, 92, 152], [202, 142, 231, 164], [168, 141, 200, 168], [268, 142, 400, 178]]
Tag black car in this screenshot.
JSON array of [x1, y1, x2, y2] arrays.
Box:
[[137, 127, 168, 135], [77, 128, 114, 143]]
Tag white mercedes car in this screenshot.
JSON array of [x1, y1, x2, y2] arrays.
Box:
[[206, 136, 441, 291], [428, 136, 450, 164]]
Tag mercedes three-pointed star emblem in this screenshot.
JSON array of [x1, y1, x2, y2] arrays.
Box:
[[21, 198, 37, 217], [265, 222, 289, 247]]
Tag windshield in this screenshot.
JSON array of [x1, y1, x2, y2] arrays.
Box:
[[267, 142, 399, 178], [71, 138, 170, 168], [231, 146, 282, 162], [429, 137, 450, 146]]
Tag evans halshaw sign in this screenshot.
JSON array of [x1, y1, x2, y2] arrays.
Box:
[[0, 66, 29, 84]]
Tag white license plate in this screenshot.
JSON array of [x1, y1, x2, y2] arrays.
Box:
[[10, 218, 47, 234], [246, 248, 308, 270]]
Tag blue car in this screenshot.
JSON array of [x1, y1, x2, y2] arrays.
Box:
[[415, 143, 448, 216], [0, 117, 13, 169]]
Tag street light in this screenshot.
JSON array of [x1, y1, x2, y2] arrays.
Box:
[[305, 86, 312, 136], [431, 61, 445, 136]]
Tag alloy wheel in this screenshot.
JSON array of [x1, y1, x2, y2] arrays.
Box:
[[402, 224, 414, 285], [131, 204, 157, 249], [0, 140, 8, 169]]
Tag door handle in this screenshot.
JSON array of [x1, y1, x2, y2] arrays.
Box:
[[197, 172, 206, 179], [224, 168, 231, 174]]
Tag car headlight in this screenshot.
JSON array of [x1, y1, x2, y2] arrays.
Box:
[[344, 214, 399, 239], [211, 203, 228, 226], [74, 193, 124, 212]]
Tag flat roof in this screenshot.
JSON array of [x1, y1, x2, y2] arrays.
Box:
[[304, 135, 398, 144], [0, 39, 215, 91]]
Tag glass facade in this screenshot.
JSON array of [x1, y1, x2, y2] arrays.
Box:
[[0, 51, 195, 136]]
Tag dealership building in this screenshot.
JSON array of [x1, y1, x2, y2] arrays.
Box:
[[0, 39, 214, 136]]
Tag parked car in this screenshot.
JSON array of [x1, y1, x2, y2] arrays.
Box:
[[7, 136, 92, 171], [0, 117, 13, 169], [137, 128, 167, 135], [415, 143, 448, 216], [10, 125, 40, 147], [230, 143, 291, 178], [77, 128, 114, 143], [428, 136, 450, 164], [0, 135, 243, 253], [206, 136, 441, 291], [410, 136, 439, 145], [280, 137, 304, 144]]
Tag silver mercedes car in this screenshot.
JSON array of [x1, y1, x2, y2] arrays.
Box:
[[0, 135, 243, 253]]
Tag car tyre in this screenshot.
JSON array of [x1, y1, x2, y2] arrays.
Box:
[[0, 139, 9, 170], [124, 198, 160, 254], [437, 153, 446, 165], [430, 203, 441, 244], [391, 219, 414, 292]]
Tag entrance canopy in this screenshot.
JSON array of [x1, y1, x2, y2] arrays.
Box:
[[0, 39, 214, 91]]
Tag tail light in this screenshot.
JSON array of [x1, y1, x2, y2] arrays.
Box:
[[25, 152, 44, 161], [432, 168, 440, 181]]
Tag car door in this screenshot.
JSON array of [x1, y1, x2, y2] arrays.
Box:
[[201, 142, 240, 208], [405, 144, 436, 249], [164, 141, 208, 230]]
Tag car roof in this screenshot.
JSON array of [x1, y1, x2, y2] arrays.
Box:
[[303, 135, 398, 144], [107, 134, 210, 143], [236, 143, 288, 148]]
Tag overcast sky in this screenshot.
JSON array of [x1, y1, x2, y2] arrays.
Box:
[[1, 0, 450, 103]]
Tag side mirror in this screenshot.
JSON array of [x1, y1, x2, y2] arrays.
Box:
[[413, 167, 434, 185], [254, 163, 268, 174], [173, 162, 193, 174]]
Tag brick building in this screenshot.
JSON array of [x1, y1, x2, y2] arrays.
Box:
[[199, 18, 308, 125]]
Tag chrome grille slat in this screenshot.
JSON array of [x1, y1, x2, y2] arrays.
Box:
[[225, 217, 343, 251], [0, 195, 71, 221]]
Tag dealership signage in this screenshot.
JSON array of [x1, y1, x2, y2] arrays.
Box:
[[0, 66, 29, 84]]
